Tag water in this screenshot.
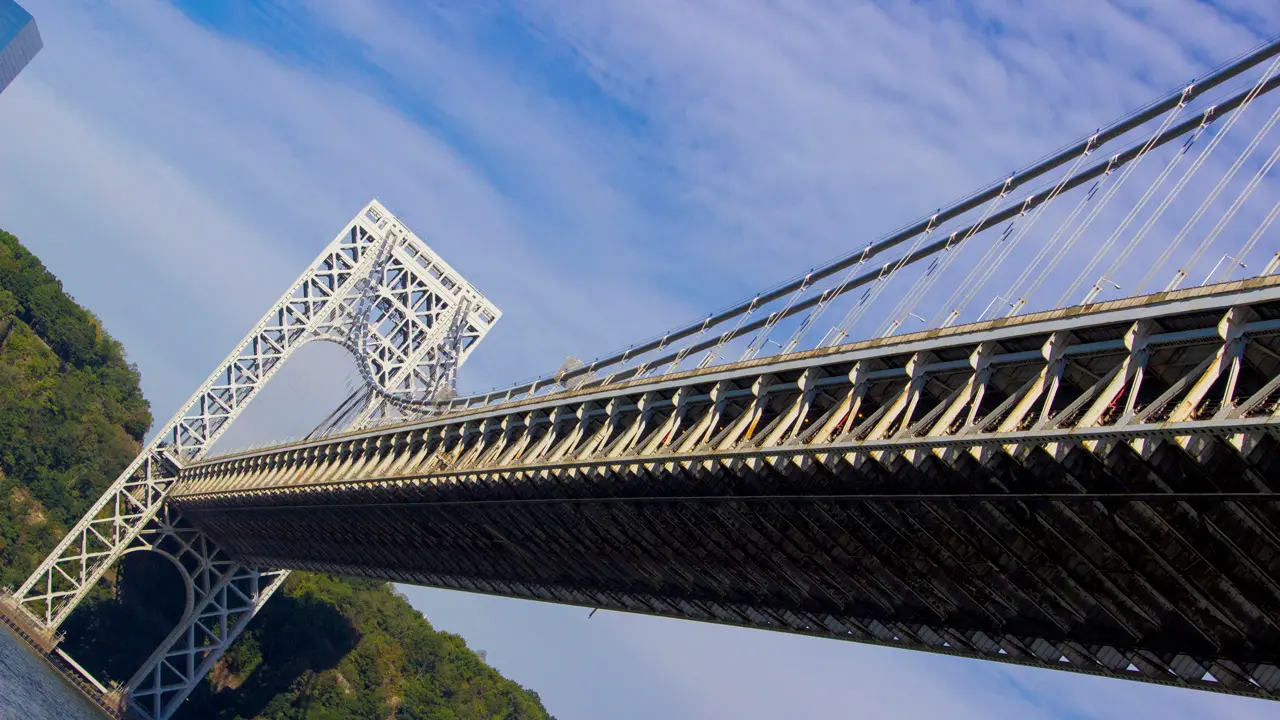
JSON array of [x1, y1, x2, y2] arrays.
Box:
[[0, 629, 105, 719]]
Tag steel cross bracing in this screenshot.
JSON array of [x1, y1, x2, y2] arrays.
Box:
[[173, 276, 1280, 700], [3, 200, 499, 719], [118, 508, 288, 720]]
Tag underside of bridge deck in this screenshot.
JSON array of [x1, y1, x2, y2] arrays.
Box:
[[174, 431, 1280, 699], [169, 278, 1280, 699]]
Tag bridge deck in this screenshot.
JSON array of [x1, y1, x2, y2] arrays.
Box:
[[171, 276, 1280, 699]]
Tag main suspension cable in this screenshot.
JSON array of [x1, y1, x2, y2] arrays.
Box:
[[566, 75, 1280, 397], [426, 38, 1280, 413]]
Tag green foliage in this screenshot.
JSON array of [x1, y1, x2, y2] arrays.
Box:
[[187, 573, 553, 719], [224, 631, 265, 677], [0, 288, 17, 317], [0, 231, 151, 440], [0, 230, 152, 588], [0, 230, 553, 719]]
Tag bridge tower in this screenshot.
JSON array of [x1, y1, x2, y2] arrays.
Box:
[[0, 200, 500, 719]]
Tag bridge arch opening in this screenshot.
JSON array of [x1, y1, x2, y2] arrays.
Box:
[[209, 339, 365, 455], [59, 547, 192, 687]]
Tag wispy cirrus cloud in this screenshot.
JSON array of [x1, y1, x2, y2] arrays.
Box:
[[516, 0, 1268, 284]]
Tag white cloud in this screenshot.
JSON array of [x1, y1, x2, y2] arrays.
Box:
[[516, 0, 1279, 314]]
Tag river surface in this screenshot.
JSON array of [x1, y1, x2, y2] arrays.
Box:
[[0, 629, 105, 719]]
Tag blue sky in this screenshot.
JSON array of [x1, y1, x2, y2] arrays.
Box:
[[2, 1, 1280, 718]]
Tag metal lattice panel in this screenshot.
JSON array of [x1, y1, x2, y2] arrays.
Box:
[[123, 509, 287, 720]]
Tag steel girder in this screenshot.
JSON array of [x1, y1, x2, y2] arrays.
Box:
[[172, 275, 1280, 700]]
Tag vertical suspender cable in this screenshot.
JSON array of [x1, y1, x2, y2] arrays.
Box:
[[783, 243, 876, 352], [1133, 108, 1251, 292], [1099, 116, 1212, 295], [936, 141, 1096, 326], [1228, 192, 1280, 276], [1047, 101, 1190, 308], [1002, 162, 1112, 317], [1142, 56, 1280, 291], [1163, 101, 1280, 290], [1178, 107, 1280, 287], [1066, 88, 1199, 305], [697, 296, 762, 369], [418, 36, 1280, 412], [879, 179, 1013, 336], [739, 273, 815, 361], [824, 214, 941, 344], [660, 314, 717, 376]]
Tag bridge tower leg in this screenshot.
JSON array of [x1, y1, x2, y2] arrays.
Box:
[[0, 200, 499, 718], [120, 509, 288, 719]]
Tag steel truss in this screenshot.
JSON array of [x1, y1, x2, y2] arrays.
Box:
[[124, 508, 287, 720], [5, 200, 499, 718], [174, 276, 1280, 700]]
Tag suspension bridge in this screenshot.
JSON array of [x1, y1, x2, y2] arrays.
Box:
[[8, 33, 1280, 720]]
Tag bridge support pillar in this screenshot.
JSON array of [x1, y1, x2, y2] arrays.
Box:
[[125, 556, 285, 718]]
